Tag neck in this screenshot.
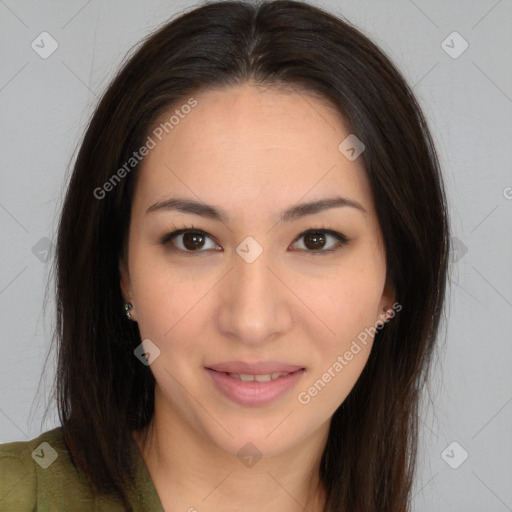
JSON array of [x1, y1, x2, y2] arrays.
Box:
[[133, 390, 329, 512]]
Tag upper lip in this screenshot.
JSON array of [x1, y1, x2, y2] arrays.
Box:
[[205, 361, 305, 374]]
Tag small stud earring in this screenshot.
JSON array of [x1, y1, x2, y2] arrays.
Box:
[[376, 307, 393, 327], [383, 307, 393, 317], [124, 302, 133, 320]]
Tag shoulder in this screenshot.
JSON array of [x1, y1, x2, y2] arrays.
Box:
[[0, 427, 125, 511], [0, 428, 47, 511]]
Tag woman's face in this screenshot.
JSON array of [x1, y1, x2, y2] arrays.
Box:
[[120, 83, 393, 459]]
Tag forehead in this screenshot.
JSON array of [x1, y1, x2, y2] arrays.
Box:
[[132, 84, 374, 221]]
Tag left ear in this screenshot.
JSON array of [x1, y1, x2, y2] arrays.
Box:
[[378, 277, 396, 323], [119, 258, 132, 304], [119, 257, 137, 322]]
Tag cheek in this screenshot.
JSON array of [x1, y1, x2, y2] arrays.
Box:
[[302, 254, 386, 346], [128, 243, 208, 339], [295, 277, 383, 414], [134, 280, 204, 344], [292, 249, 385, 406]]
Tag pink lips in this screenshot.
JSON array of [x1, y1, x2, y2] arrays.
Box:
[[204, 361, 306, 406], [206, 361, 304, 374]]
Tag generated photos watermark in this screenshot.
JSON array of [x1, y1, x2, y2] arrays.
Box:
[[297, 301, 402, 405], [93, 97, 197, 200]]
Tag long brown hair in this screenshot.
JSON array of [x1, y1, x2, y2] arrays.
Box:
[[41, 1, 449, 510]]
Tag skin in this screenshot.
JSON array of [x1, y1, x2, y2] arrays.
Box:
[[120, 83, 394, 512]]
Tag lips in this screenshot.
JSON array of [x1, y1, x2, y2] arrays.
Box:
[[205, 365, 305, 406], [205, 361, 305, 374], [224, 371, 291, 382], [204, 361, 306, 406]]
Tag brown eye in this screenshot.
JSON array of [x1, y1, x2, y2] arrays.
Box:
[[303, 231, 327, 250], [161, 228, 221, 256], [292, 229, 348, 254], [182, 232, 206, 251]]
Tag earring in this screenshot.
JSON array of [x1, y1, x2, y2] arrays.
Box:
[[376, 307, 393, 327], [124, 302, 133, 320], [383, 307, 393, 317]]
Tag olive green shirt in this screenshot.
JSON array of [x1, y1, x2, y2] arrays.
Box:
[[0, 427, 165, 511]]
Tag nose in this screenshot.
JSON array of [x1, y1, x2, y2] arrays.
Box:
[[216, 243, 293, 345]]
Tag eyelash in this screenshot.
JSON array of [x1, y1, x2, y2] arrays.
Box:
[[159, 223, 349, 257]]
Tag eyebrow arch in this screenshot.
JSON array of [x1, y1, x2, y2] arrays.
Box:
[[146, 196, 366, 223]]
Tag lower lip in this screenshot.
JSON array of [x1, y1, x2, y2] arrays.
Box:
[[205, 368, 305, 406]]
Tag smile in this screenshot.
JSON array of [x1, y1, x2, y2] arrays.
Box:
[[205, 367, 305, 406], [223, 371, 291, 382]]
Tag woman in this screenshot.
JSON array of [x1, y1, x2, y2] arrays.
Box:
[[0, 0, 449, 510]]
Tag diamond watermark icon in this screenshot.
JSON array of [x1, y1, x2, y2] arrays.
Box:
[[31, 442, 58, 469], [338, 134, 365, 161], [134, 339, 161, 365], [237, 442, 263, 468], [441, 441, 469, 469], [451, 237, 468, 263], [441, 32, 468, 59], [31, 32, 59, 59], [32, 237, 53, 263], [236, 236, 263, 264]]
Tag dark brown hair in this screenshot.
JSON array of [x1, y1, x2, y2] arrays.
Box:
[[41, 1, 449, 510]]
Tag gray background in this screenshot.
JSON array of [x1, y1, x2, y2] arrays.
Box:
[[1, 0, 511, 510]]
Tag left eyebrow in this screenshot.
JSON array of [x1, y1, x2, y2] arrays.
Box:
[[145, 196, 367, 222]]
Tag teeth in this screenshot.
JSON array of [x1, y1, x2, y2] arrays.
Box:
[[226, 372, 290, 382], [255, 374, 272, 382]]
